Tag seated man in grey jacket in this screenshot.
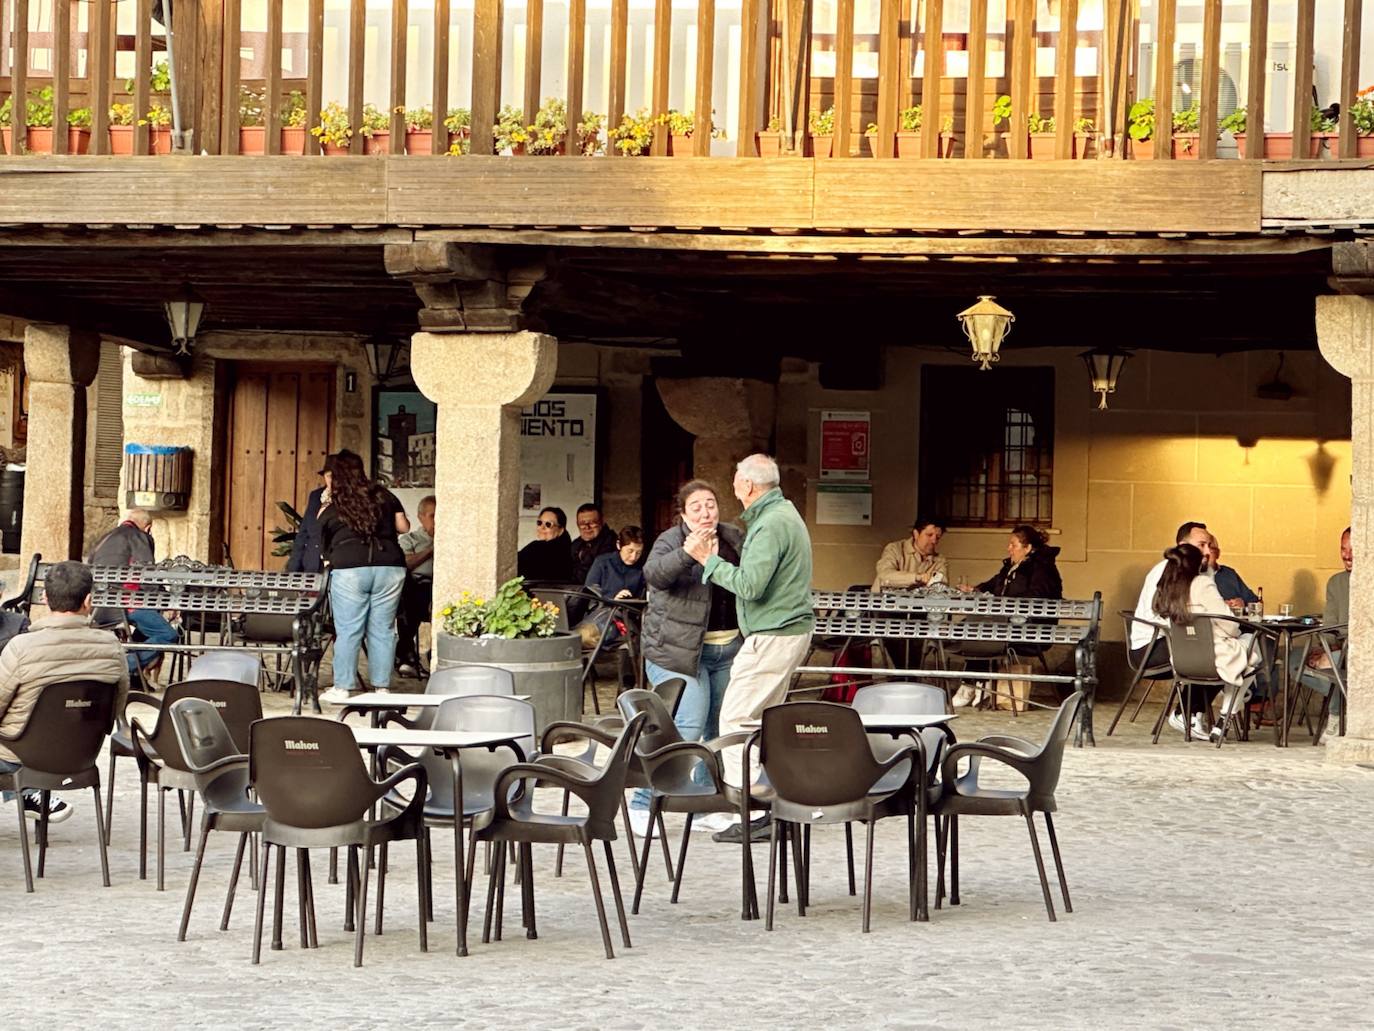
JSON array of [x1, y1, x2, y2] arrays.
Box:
[[0, 561, 129, 823]]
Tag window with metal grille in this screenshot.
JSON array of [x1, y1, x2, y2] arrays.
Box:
[[918, 366, 1054, 528], [92, 344, 124, 498]]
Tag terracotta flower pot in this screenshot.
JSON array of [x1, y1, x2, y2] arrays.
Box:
[[669, 132, 695, 156], [405, 129, 433, 154], [363, 131, 390, 155], [321, 142, 350, 156], [150, 126, 173, 154], [239, 126, 266, 155], [895, 130, 920, 158], [808, 133, 833, 158], [755, 132, 783, 157], [1129, 137, 1153, 159], [1, 127, 86, 154], [1028, 133, 1056, 159], [1171, 133, 1200, 160], [1232, 132, 1323, 160], [939, 131, 958, 158], [1074, 132, 1095, 159], [1359, 136, 1374, 158], [280, 127, 308, 155], [108, 125, 139, 154]]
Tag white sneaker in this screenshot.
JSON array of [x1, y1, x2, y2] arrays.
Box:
[[627, 807, 652, 837], [1167, 710, 1186, 734], [952, 684, 976, 708], [319, 687, 358, 705], [1191, 713, 1211, 739], [693, 812, 736, 833]]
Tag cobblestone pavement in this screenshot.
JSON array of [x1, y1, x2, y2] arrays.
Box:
[[3, 687, 1371, 1030]]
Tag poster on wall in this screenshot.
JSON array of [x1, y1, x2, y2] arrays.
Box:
[[820, 410, 871, 480], [816, 483, 873, 525], [375, 391, 437, 490], [519, 391, 599, 542]]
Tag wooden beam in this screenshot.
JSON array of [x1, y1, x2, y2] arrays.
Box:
[[470, 0, 503, 156], [1196, 0, 1221, 160], [1053, 0, 1078, 159], [307, 0, 324, 155], [874, 0, 899, 158], [220, 0, 242, 155], [52, 0, 71, 155], [89, 0, 114, 155], [12, 0, 28, 154], [963, 0, 987, 158], [566, 0, 585, 153], [135, 0, 152, 155], [523, 0, 543, 126], [1242, 0, 1267, 158], [390, 0, 408, 153], [1291, 0, 1315, 160], [833, 0, 855, 157], [432, 0, 451, 154], [266, 0, 284, 155], [919, 0, 943, 159], [693, 0, 716, 156], [348, 0, 366, 154], [608, 0, 628, 142], [735, 0, 762, 155], [197, 0, 226, 153], [650, 0, 671, 155], [1009, 0, 1034, 159], [1152, 0, 1175, 160], [1337, 0, 1362, 158]]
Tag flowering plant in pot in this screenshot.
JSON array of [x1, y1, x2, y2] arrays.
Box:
[[311, 102, 353, 154], [1126, 99, 1201, 159], [608, 109, 655, 156], [0, 87, 87, 155], [360, 103, 392, 154], [808, 106, 835, 157], [404, 106, 434, 153], [238, 84, 266, 153], [107, 101, 172, 154], [575, 111, 605, 155], [526, 98, 569, 155], [1027, 112, 1056, 159], [1221, 105, 1335, 159], [440, 579, 561, 640], [755, 115, 785, 157], [442, 108, 472, 155], [1353, 87, 1374, 157], [280, 91, 309, 153], [494, 105, 533, 154], [1073, 116, 1098, 158], [659, 109, 722, 155]]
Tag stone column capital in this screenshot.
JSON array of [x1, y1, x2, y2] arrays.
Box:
[[23, 323, 101, 387], [410, 331, 558, 408], [656, 376, 777, 440], [1317, 295, 1374, 380]]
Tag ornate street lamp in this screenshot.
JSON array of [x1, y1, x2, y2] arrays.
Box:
[[364, 337, 408, 384], [163, 283, 206, 357], [956, 295, 1015, 371], [1081, 347, 1131, 410]]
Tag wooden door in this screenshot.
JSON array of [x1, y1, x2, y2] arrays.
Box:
[[224, 363, 335, 570]]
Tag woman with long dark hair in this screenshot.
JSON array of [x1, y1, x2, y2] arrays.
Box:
[[317, 449, 411, 702], [1152, 541, 1250, 739]]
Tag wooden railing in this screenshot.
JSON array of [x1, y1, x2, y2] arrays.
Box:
[[0, 0, 1369, 161]]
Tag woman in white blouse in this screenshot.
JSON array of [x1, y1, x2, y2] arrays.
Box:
[[1152, 542, 1252, 740]]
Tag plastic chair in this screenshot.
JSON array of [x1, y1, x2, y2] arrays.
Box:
[[249, 716, 428, 967], [932, 693, 1083, 921], [130, 680, 264, 889], [167, 697, 266, 942], [1157, 615, 1255, 747], [186, 650, 263, 688], [1107, 613, 1174, 736], [470, 711, 648, 959], [0, 680, 116, 892], [380, 665, 517, 732], [759, 701, 920, 932], [235, 613, 297, 692]]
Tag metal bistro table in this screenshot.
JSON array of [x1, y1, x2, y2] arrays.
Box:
[[348, 725, 528, 957], [1228, 616, 1347, 747], [330, 693, 531, 727]]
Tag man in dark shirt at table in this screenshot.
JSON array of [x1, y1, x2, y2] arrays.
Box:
[[1209, 534, 1258, 611]]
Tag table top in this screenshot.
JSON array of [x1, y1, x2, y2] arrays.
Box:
[[349, 727, 528, 750], [329, 692, 530, 708], [740, 713, 956, 731]]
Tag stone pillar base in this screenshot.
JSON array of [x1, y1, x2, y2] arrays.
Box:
[[1324, 736, 1374, 765]]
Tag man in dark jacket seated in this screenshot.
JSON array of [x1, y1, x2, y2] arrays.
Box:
[[89, 508, 179, 679]]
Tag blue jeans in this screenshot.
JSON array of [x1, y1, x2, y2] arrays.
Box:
[[126, 609, 179, 673], [632, 635, 743, 810], [329, 565, 407, 693]]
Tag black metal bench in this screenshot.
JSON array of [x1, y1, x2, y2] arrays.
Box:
[[801, 588, 1103, 746], [3, 554, 332, 714]]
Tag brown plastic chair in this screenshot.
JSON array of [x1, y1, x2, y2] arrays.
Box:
[[130, 679, 264, 889], [759, 701, 920, 932], [1156, 615, 1256, 747], [249, 716, 429, 967], [1108, 612, 1174, 736], [167, 697, 266, 942], [0, 680, 116, 892], [932, 692, 1082, 922], [470, 711, 647, 959]]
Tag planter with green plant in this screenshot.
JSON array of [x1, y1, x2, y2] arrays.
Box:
[[1169, 105, 1201, 159], [1073, 116, 1099, 159], [659, 109, 721, 156], [270, 501, 303, 557], [1354, 87, 1374, 157], [608, 109, 655, 156], [434, 578, 581, 730], [756, 116, 785, 157], [311, 102, 353, 155], [1126, 99, 1203, 159], [238, 85, 266, 153], [808, 106, 834, 157], [0, 87, 88, 155], [1027, 112, 1056, 159], [403, 106, 434, 153], [107, 60, 174, 154], [575, 111, 605, 155], [444, 108, 472, 155], [1222, 106, 1335, 159], [361, 103, 391, 154]]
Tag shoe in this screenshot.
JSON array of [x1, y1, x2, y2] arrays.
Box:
[[627, 807, 652, 837], [1167, 709, 1186, 734], [22, 795, 71, 823], [319, 687, 358, 705], [371, 686, 392, 695], [1191, 713, 1210, 739], [693, 811, 736, 834], [712, 815, 771, 844], [397, 663, 417, 678], [952, 684, 976, 708], [1209, 722, 1225, 743]]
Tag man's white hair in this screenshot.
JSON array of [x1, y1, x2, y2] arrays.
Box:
[[125, 508, 152, 528], [736, 454, 780, 489]]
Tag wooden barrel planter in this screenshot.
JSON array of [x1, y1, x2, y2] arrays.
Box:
[[435, 631, 582, 732]]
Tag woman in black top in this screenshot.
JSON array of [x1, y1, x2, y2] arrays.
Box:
[[517, 507, 574, 583], [966, 524, 1063, 599], [317, 449, 411, 701]]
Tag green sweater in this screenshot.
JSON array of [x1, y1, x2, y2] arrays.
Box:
[[702, 488, 815, 637]]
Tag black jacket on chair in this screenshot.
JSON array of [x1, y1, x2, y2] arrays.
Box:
[[976, 546, 1063, 600]]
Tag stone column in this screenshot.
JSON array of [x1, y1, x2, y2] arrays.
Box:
[[1316, 294, 1374, 763], [410, 331, 558, 618], [20, 324, 101, 571], [656, 377, 777, 522]]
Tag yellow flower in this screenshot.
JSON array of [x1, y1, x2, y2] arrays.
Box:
[[475, 597, 485, 606]]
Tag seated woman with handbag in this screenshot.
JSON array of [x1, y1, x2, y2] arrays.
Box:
[[574, 526, 646, 649]]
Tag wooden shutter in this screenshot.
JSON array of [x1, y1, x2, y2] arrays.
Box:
[[92, 344, 124, 497]]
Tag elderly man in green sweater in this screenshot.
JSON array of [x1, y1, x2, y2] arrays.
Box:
[[684, 453, 814, 840]]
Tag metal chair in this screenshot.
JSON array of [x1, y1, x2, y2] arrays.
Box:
[[469, 711, 647, 959], [932, 692, 1083, 921], [1107, 613, 1174, 735], [759, 701, 920, 932], [1156, 615, 1255, 747], [1294, 632, 1347, 743], [166, 697, 266, 941], [249, 716, 429, 967], [0, 680, 116, 892], [130, 680, 263, 888]]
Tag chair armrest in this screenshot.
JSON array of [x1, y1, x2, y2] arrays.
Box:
[[940, 741, 1035, 788], [377, 711, 420, 731], [870, 741, 919, 791], [491, 762, 602, 821], [976, 734, 1039, 757], [703, 731, 752, 751], [540, 720, 617, 753], [117, 691, 162, 733], [195, 754, 249, 777], [130, 717, 158, 767], [531, 754, 599, 781], [640, 740, 727, 791], [372, 762, 428, 821]]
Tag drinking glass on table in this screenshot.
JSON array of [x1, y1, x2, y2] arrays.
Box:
[[1244, 602, 1263, 619], [1279, 603, 1294, 619]]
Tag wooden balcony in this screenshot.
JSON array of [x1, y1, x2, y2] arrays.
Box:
[[1, 0, 1369, 166]]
